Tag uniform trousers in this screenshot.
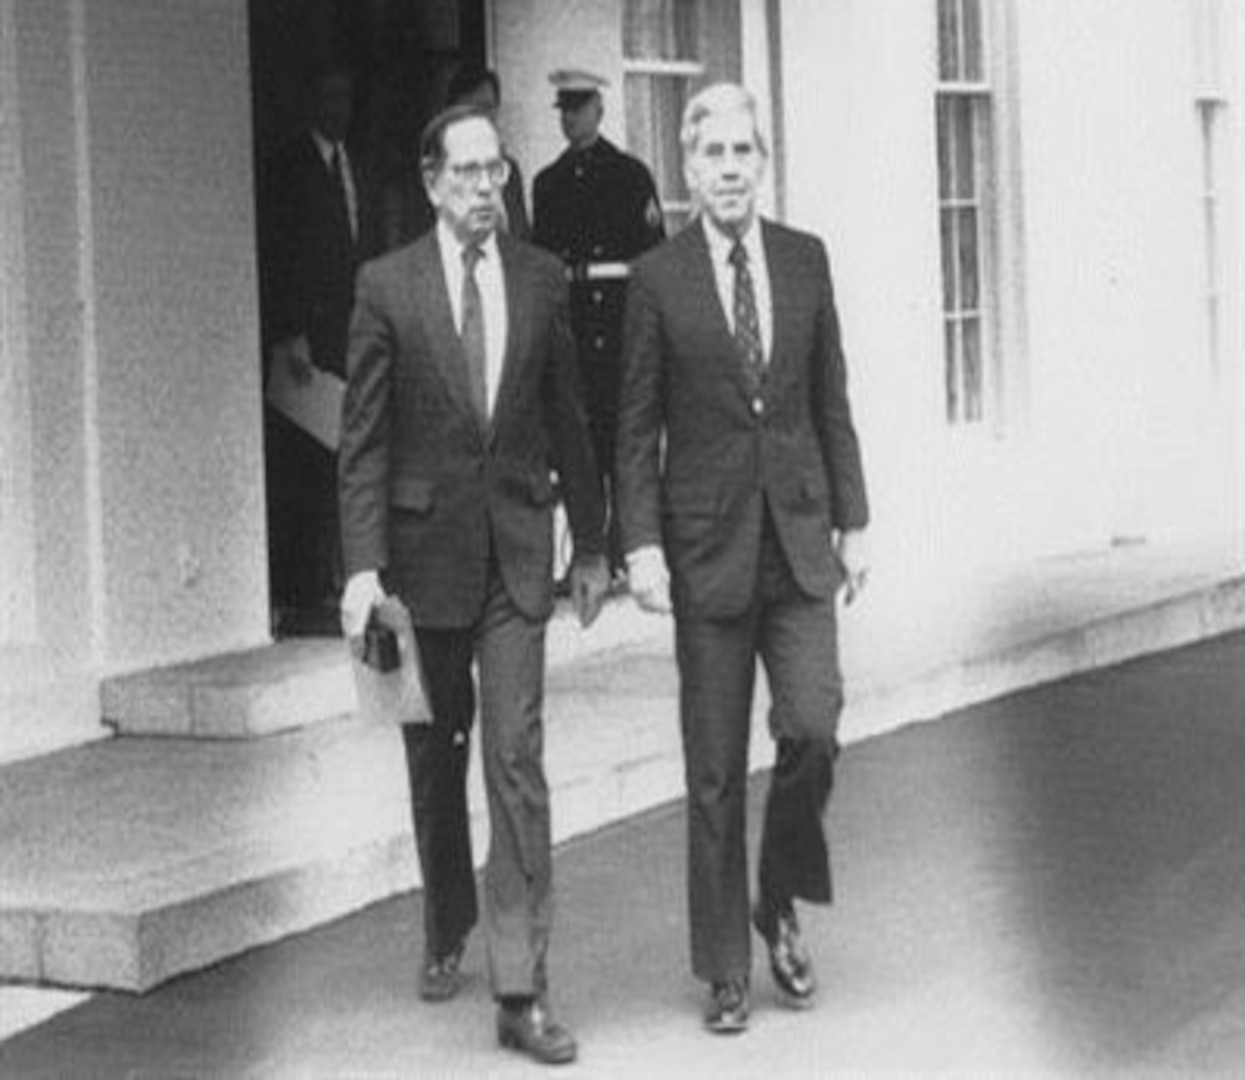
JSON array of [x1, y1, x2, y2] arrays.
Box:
[[398, 565, 552, 999], [674, 509, 843, 984]]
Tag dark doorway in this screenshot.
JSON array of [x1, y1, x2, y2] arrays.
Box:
[[248, 0, 485, 636]]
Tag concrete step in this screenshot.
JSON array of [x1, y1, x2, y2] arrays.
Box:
[[3, 535, 1244, 992], [101, 597, 670, 739]]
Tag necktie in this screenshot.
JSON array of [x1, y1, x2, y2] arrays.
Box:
[[729, 240, 764, 388], [460, 244, 488, 420], [328, 144, 354, 242]]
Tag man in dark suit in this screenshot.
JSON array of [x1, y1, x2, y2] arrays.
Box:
[[616, 82, 871, 1034], [338, 104, 608, 1066], [258, 65, 379, 635]]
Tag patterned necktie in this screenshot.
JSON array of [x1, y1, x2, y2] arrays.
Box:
[[460, 243, 488, 420], [729, 240, 764, 387]]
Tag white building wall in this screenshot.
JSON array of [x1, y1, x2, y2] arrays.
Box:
[[1016, 0, 1239, 549], [778, 0, 1244, 587], [0, 0, 269, 763]]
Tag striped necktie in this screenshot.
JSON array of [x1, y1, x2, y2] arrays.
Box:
[[729, 240, 764, 387]]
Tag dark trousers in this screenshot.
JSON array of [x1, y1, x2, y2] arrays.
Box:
[[399, 568, 552, 998], [674, 512, 843, 983], [264, 407, 341, 617]]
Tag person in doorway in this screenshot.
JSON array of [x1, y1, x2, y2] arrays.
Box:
[[532, 68, 665, 588], [338, 105, 609, 1066], [258, 64, 379, 636], [446, 63, 530, 241], [615, 82, 871, 1034]]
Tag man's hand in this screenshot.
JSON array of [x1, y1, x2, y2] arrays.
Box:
[[341, 570, 385, 640], [273, 335, 315, 385], [627, 546, 672, 615], [835, 528, 871, 606], [570, 554, 609, 629]]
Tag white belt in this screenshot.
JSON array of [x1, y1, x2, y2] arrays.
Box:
[[569, 261, 631, 282]]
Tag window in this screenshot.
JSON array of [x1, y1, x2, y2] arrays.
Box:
[[1194, 0, 1229, 374], [935, 0, 994, 427], [622, 0, 740, 234]]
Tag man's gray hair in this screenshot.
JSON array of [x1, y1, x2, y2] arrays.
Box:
[[679, 82, 769, 158]]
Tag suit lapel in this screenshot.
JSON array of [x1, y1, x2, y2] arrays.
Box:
[[489, 235, 525, 444], [760, 220, 796, 394], [684, 222, 761, 404], [412, 233, 486, 434]]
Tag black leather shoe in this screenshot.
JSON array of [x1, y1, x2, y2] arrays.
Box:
[[753, 904, 816, 1006], [703, 979, 750, 1034], [496, 999, 578, 1065], [419, 942, 465, 1002]]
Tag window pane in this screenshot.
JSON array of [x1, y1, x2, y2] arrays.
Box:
[[938, 0, 961, 81], [962, 0, 984, 81], [953, 99, 976, 200], [944, 320, 961, 423], [625, 74, 690, 210], [957, 207, 979, 311], [940, 208, 957, 311], [962, 317, 983, 421], [936, 97, 953, 198], [624, 0, 699, 61]]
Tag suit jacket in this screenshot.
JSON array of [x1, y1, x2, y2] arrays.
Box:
[[338, 230, 606, 628], [258, 131, 381, 377], [616, 218, 869, 619]]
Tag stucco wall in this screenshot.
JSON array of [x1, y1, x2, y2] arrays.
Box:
[[0, 0, 269, 762]]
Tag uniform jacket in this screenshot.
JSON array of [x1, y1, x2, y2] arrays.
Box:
[[338, 230, 606, 628], [616, 218, 869, 619], [531, 137, 664, 267]]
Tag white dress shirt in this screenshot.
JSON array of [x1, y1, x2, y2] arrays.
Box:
[[437, 220, 509, 418], [701, 214, 773, 364], [311, 130, 359, 242]]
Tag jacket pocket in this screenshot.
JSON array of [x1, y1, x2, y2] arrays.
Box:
[[390, 477, 435, 514]]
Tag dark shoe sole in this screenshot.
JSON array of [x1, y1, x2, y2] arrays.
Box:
[[497, 1026, 578, 1065]]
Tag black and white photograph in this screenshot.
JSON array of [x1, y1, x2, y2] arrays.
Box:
[[2, 0, 1244, 1075]]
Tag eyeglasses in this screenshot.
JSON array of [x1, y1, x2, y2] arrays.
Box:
[[447, 157, 511, 188]]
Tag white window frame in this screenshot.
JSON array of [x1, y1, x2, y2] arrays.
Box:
[[1194, 0, 1230, 377], [935, 0, 996, 430]]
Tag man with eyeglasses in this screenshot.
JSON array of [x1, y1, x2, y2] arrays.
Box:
[[339, 104, 609, 1065]]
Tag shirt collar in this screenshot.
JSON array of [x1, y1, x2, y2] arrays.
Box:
[[701, 214, 764, 269], [437, 219, 500, 265], [311, 130, 343, 165]]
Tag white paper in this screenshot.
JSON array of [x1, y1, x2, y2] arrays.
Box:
[[265, 362, 345, 451]]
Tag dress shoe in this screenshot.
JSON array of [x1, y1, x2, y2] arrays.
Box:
[[703, 978, 750, 1034], [496, 998, 578, 1065], [419, 942, 464, 1002], [753, 903, 816, 1006]]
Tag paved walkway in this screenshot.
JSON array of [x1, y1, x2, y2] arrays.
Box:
[[4, 629, 1245, 1076]]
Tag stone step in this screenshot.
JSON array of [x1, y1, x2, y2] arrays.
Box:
[[4, 537, 1244, 992], [101, 598, 669, 739]]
